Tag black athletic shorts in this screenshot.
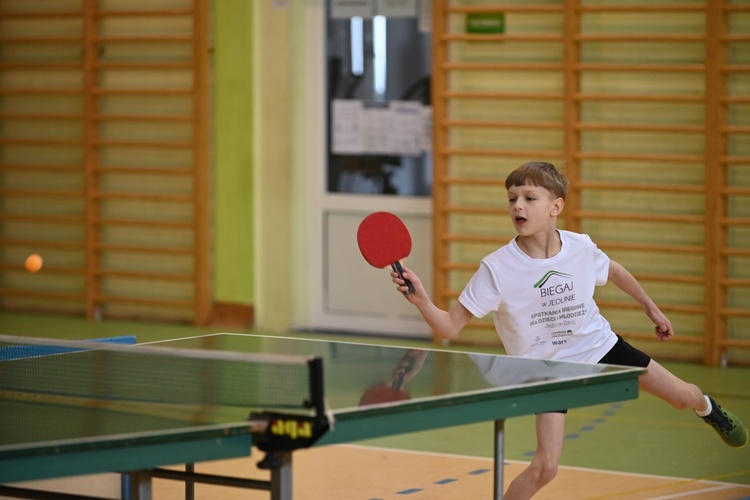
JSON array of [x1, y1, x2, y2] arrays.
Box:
[[597, 334, 651, 368], [540, 335, 651, 414]]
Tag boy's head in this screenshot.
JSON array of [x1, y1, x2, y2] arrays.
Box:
[[505, 161, 568, 201]]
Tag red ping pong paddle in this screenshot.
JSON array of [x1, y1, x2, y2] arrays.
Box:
[[357, 212, 415, 294], [358, 383, 411, 406]]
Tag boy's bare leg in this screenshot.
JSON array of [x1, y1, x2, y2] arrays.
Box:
[[640, 358, 748, 447], [504, 412, 566, 500], [639, 359, 706, 410]]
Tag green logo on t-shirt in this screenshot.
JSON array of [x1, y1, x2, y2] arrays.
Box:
[[534, 270, 573, 288]]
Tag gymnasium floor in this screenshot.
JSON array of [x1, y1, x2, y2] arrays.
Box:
[[2, 311, 749, 499]]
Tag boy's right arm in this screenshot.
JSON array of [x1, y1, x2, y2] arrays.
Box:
[[392, 265, 473, 340]]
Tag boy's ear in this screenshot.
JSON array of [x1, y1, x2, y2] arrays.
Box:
[[551, 197, 564, 216]]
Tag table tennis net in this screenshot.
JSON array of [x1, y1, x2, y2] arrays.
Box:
[[0, 335, 321, 414]]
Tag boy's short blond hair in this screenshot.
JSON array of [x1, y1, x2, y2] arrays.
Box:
[[505, 161, 569, 201]]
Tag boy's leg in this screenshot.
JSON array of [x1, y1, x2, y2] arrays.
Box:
[[504, 412, 566, 500], [640, 359, 748, 448], [639, 359, 705, 410]]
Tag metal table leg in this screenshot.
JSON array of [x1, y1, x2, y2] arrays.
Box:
[[269, 451, 293, 500], [494, 419, 505, 500]]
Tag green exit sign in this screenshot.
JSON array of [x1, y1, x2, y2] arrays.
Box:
[[466, 12, 506, 35]]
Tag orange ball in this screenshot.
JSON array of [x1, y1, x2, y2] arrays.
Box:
[[25, 254, 43, 273]]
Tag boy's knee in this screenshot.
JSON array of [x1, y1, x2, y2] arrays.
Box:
[[672, 383, 703, 410], [530, 459, 559, 487]]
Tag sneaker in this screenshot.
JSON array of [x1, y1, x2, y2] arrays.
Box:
[[701, 397, 748, 448]]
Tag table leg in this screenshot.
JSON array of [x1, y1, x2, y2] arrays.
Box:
[[494, 419, 505, 500], [269, 451, 293, 500], [125, 470, 152, 500], [185, 463, 195, 500]]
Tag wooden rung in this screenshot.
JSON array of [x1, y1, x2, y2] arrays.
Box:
[[722, 96, 750, 104], [721, 64, 750, 73], [575, 34, 704, 42], [93, 36, 193, 44], [0, 113, 84, 121], [0, 88, 82, 95], [93, 294, 193, 309], [576, 63, 704, 72], [578, 5, 704, 12], [720, 338, 750, 349], [576, 122, 704, 133], [0, 189, 84, 198], [96, 9, 193, 17], [722, 247, 750, 257], [0, 62, 82, 70], [442, 91, 563, 100], [446, 5, 562, 13], [443, 147, 562, 158], [92, 191, 192, 202], [0, 138, 83, 147], [722, 308, 750, 319], [95, 243, 193, 255], [442, 205, 505, 215], [574, 210, 704, 225], [442, 34, 563, 43], [576, 151, 704, 162], [442, 176, 506, 185], [442, 119, 562, 129], [95, 62, 193, 70], [443, 262, 480, 271], [0, 289, 86, 301], [723, 187, 750, 195], [630, 273, 704, 284], [0, 37, 83, 44], [576, 92, 704, 102], [0, 264, 83, 275], [597, 240, 704, 254], [93, 166, 193, 175], [722, 278, 750, 288], [95, 218, 193, 229], [92, 88, 192, 96], [719, 155, 750, 163], [722, 125, 750, 134], [721, 217, 750, 227], [94, 114, 192, 123], [0, 213, 84, 224], [442, 233, 505, 244], [577, 181, 704, 193], [597, 300, 704, 315], [0, 163, 82, 172], [93, 140, 192, 149], [0, 12, 81, 19], [0, 238, 83, 250], [619, 332, 704, 345], [724, 34, 750, 42], [442, 62, 563, 71], [95, 269, 194, 282]]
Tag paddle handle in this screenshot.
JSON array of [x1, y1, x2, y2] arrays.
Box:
[[391, 261, 414, 295]]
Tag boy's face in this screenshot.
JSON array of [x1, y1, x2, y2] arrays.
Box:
[[507, 183, 564, 235]]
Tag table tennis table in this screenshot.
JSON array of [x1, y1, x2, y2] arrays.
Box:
[[0, 332, 644, 500]]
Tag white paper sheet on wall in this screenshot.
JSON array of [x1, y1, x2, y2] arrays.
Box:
[[390, 101, 423, 155], [331, 100, 363, 153], [332, 99, 431, 156]]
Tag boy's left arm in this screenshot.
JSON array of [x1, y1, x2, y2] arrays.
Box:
[[608, 260, 673, 341]]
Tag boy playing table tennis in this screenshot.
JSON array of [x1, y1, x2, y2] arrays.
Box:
[[391, 161, 748, 499]]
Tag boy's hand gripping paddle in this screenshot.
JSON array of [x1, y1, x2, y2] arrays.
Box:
[[357, 212, 415, 294]]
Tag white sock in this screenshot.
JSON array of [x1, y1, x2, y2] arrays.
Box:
[[695, 394, 712, 417]]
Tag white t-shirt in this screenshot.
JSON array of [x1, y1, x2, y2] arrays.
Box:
[[458, 230, 618, 363]]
